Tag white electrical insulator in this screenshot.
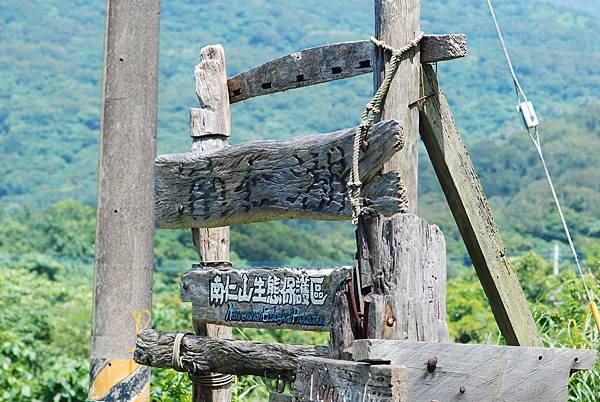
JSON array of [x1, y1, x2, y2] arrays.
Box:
[[516, 101, 539, 129]]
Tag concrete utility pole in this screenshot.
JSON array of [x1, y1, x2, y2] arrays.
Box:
[[89, 1, 160, 400]]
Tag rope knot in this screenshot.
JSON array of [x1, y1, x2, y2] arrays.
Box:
[[349, 32, 424, 223]]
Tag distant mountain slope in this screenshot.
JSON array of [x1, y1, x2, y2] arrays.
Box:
[[1, 0, 599, 210]]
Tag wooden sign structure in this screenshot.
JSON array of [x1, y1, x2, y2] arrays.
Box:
[[134, 4, 598, 401], [181, 265, 351, 331]]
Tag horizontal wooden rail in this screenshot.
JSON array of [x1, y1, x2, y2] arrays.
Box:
[[155, 119, 406, 228], [227, 34, 466, 103], [181, 265, 351, 331], [354, 339, 597, 402], [134, 329, 328, 381]]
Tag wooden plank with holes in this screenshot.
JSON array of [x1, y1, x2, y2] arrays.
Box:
[[155, 119, 407, 228], [292, 357, 408, 402], [181, 265, 352, 331], [419, 63, 541, 347], [227, 34, 467, 103], [353, 339, 597, 402]]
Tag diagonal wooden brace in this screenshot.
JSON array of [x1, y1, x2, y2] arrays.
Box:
[[419, 63, 541, 347]]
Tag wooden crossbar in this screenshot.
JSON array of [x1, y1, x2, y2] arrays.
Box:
[[227, 34, 467, 103], [155, 120, 407, 228]]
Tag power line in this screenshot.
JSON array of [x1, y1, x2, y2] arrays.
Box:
[[485, 0, 598, 327]]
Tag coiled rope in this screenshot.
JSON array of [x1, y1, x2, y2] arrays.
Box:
[[348, 32, 424, 223]]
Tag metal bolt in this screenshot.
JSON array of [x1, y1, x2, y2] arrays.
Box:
[[427, 356, 437, 373], [460, 386, 465, 393]]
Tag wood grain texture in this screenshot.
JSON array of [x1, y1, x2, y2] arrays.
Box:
[[419, 63, 541, 347], [227, 35, 467, 103], [194, 45, 230, 137], [355, 211, 448, 342], [329, 288, 357, 360], [155, 119, 406, 228], [190, 44, 232, 402], [182, 266, 351, 331], [133, 329, 329, 381], [375, 0, 421, 213], [354, 339, 597, 402], [293, 357, 408, 402]]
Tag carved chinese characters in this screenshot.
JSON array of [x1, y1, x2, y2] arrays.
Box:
[[181, 266, 351, 331]]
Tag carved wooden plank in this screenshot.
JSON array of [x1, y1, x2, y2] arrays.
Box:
[[133, 329, 328, 381], [354, 339, 597, 402], [293, 357, 408, 402], [227, 35, 467, 103], [419, 63, 541, 347], [181, 266, 351, 331], [155, 119, 406, 228]]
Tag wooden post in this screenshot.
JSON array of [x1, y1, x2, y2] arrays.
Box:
[[374, 0, 420, 212], [190, 44, 233, 402], [356, 211, 448, 342], [330, 0, 447, 357], [363, 0, 447, 342], [89, 0, 160, 400]]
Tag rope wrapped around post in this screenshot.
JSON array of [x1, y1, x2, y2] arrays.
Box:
[[171, 332, 234, 387], [348, 32, 424, 223]]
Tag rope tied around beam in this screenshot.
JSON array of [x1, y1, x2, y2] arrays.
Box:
[[348, 32, 424, 223], [171, 332, 234, 387]]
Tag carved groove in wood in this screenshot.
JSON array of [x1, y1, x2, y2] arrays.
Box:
[[155, 120, 406, 228]]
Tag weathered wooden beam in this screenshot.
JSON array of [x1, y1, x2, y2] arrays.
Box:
[[133, 329, 329, 382], [190, 44, 233, 402], [293, 357, 408, 402], [155, 119, 406, 228], [355, 211, 448, 342], [181, 265, 352, 331], [354, 339, 597, 402], [227, 34, 467, 103], [375, 0, 421, 213], [419, 63, 542, 347]]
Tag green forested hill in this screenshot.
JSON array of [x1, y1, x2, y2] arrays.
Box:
[[1, 0, 600, 209]]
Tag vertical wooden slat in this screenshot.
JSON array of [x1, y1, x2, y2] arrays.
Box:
[[419, 63, 541, 347], [90, 0, 160, 400], [374, 0, 421, 212], [190, 44, 233, 402]]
